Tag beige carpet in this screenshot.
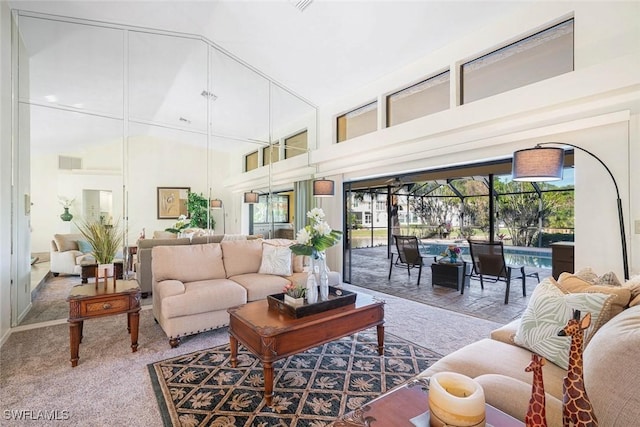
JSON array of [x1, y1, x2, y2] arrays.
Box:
[[1, 285, 501, 426]]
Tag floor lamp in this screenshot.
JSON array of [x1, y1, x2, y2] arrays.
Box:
[[210, 199, 225, 234], [512, 142, 629, 280]]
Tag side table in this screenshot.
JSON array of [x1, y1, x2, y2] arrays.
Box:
[[67, 279, 141, 367], [431, 260, 470, 294]]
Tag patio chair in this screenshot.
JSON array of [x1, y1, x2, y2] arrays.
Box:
[[388, 235, 424, 286], [467, 240, 540, 304]]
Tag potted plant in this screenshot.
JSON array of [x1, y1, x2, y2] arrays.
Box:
[[164, 192, 215, 234], [77, 219, 122, 277]]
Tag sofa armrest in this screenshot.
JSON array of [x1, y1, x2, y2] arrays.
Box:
[[50, 249, 83, 274]]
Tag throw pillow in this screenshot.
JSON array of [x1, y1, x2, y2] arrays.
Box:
[[258, 243, 293, 276], [556, 274, 631, 320], [514, 278, 615, 369], [624, 275, 640, 307], [593, 271, 622, 287], [76, 240, 93, 254]]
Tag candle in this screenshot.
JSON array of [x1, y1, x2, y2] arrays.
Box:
[[429, 372, 486, 427]]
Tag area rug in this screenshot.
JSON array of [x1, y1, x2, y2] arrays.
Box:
[[148, 331, 441, 426]]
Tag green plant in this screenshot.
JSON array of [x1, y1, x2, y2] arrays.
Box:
[[164, 192, 216, 233], [77, 219, 122, 264], [186, 192, 215, 230]]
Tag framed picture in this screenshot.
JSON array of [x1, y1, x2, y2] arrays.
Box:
[[157, 187, 190, 219]]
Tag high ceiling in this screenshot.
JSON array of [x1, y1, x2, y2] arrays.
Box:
[[9, 0, 535, 107]]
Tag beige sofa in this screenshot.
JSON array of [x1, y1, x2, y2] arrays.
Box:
[[50, 233, 94, 276], [151, 238, 341, 347], [135, 234, 261, 297], [419, 273, 640, 426]]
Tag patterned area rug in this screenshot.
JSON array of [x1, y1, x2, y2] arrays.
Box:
[[148, 331, 441, 426]]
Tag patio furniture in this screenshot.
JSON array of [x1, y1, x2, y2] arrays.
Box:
[[388, 235, 424, 286], [467, 240, 540, 304]]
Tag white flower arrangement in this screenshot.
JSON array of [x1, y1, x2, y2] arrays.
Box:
[[290, 208, 342, 257], [58, 196, 75, 208]]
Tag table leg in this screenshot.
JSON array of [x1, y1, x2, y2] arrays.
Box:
[[264, 362, 274, 406], [129, 310, 139, 352], [79, 320, 84, 343], [69, 321, 81, 367], [229, 335, 238, 368], [376, 324, 385, 355]]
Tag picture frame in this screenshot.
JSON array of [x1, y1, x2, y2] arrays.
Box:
[[157, 187, 190, 219]]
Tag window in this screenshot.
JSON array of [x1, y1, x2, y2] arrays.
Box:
[[262, 143, 280, 166], [285, 130, 307, 159], [461, 19, 574, 104], [337, 101, 378, 143], [252, 194, 289, 224], [387, 71, 450, 127], [245, 151, 258, 172]]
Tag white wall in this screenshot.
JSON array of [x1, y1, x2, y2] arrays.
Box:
[[0, 1, 12, 343]]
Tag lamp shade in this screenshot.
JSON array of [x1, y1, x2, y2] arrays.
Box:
[[512, 147, 564, 181], [313, 179, 335, 197], [210, 199, 222, 209], [243, 191, 259, 204]]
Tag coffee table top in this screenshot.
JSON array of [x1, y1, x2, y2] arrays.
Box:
[[228, 292, 383, 336], [335, 378, 523, 427]]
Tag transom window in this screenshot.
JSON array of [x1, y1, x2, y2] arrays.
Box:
[[337, 101, 378, 143], [461, 19, 574, 104], [387, 70, 450, 127]]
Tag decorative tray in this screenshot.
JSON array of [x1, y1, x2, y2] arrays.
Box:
[[267, 286, 357, 318]]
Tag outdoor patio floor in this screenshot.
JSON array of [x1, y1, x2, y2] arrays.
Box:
[[349, 245, 552, 325]]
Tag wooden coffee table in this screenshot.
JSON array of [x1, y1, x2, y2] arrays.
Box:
[[335, 378, 524, 426], [227, 292, 385, 405]]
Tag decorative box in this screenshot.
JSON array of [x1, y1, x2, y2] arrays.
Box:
[[267, 286, 357, 318]]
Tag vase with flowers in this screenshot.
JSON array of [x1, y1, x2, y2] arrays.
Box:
[[290, 208, 342, 302], [282, 283, 306, 307], [440, 244, 461, 264], [58, 196, 75, 222]]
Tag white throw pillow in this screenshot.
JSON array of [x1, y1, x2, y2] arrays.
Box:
[[514, 278, 614, 369], [258, 243, 293, 276]]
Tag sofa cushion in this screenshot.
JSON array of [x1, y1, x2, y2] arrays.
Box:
[[230, 273, 291, 301], [419, 338, 567, 400], [258, 242, 293, 276], [514, 278, 615, 369], [221, 239, 263, 277], [53, 233, 83, 252], [160, 279, 246, 319], [153, 243, 226, 283], [584, 305, 640, 426], [152, 230, 177, 239], [474, 374, 563, 426], [556, 273, 631, 319]]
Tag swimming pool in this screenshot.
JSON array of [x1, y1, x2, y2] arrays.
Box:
[[422, 242, 552, 269]]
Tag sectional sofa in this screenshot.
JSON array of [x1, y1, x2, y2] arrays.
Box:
[[419, 271, 640, 426], [151, 238, 341, 347]]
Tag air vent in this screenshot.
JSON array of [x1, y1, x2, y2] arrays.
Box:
[[58, 156, 82, 170], [290, 0, 313, 12]]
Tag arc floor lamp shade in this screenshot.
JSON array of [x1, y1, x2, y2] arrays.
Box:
[[244, 191, 259, 204], [512, 147, 564, 181], [313, 179, 335, 197]]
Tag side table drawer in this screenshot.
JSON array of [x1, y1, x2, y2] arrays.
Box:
[[82, 296, 130, 316]]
